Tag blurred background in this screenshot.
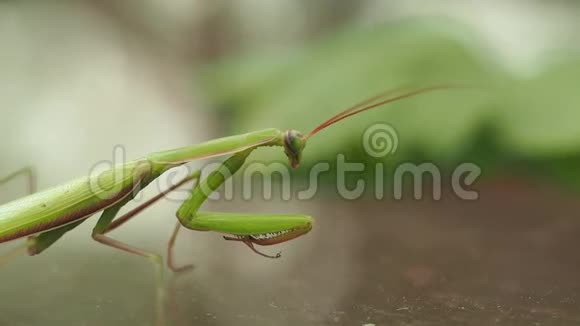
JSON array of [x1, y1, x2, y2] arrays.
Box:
[[1, 1, 580, 325]]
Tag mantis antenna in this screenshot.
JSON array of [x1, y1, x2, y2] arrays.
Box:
[[306, 84, 465, 139]]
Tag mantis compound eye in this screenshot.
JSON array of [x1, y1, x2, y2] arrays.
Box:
[[283, 130, 306, 168]]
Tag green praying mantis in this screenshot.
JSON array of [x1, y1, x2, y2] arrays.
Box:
[[0, 85, 456, 324]]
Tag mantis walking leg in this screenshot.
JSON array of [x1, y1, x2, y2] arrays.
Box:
[[89, 169, 199, 326], [167, 221, 191, 273], [0, 166, 36, 194], [91, 203, 168, 326], [102, 170, 201, 272], [0, 225, 77, 266]]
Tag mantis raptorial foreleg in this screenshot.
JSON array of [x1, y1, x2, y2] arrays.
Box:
[[176, 149, 286, 258]]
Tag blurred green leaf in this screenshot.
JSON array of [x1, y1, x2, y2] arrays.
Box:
[[497, 57, 580, 156], [199, 18, 580, 189]]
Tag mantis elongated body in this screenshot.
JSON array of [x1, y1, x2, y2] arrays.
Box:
[[0, 85, 457, 325]]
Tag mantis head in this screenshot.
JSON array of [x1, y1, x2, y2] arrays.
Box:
[[283, 130, 306, 168]]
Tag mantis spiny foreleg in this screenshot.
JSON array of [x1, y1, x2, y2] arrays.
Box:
[[175, 148, 287, 258]]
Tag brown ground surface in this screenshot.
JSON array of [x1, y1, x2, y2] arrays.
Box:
[[1, 178, 580, 325]]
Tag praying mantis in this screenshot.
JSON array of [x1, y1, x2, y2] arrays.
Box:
[[0, 85, 456, 325]]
